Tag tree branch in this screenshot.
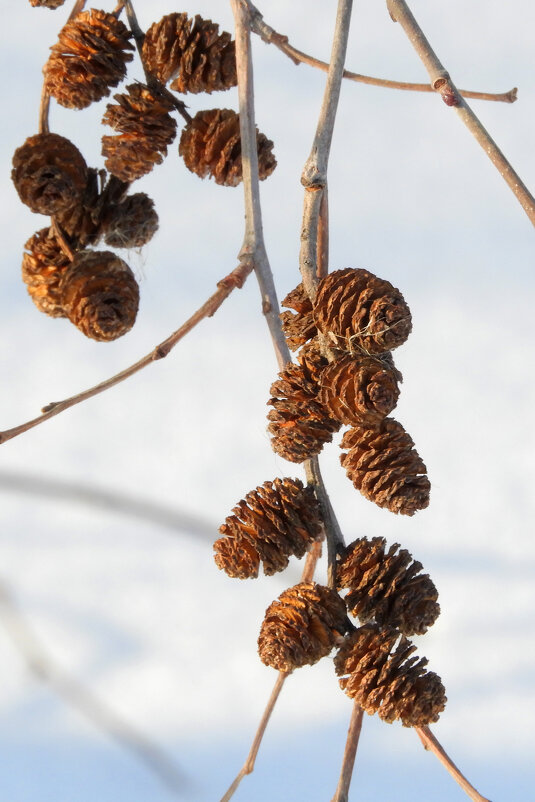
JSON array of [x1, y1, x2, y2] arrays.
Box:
[[386, 0, 535, 226], [330, 703, 365, 802]]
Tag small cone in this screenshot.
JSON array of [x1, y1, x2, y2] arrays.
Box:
[[30, 0, 66, 8], [280, 283, 317, 351], [22, 227, 70, 318], [104, 193, 159, 249]]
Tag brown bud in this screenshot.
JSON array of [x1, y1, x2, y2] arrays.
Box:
[[340, 418, 430, 515], [179, 109, 276, 187], [280, 283, 317, 351], [319, 352, 401, 427], [102, 84, 177, 181], [12, 133, 87, 216], [314, 268, 412, 355], [334, 624, 446, 726], [22, 228, 70, 318], [337, 537, 440, 635], [104, 193, 158, 249], [258, 583, 348, 672], [29, 0, 66, 8], [214, 477, 323, 579], [143, 13, 236, 93], [44, 9, 134, 109], [60, 250, 139, 341]]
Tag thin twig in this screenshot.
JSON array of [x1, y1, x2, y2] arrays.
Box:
[[386, 0, 535, 226], [0, 263, 252, 446], [243, 0, 516, 104], [305, 458, 344, 589], [317, 185, 329, 281], [415, 726, 492, 802], [0, 581, 186, 796], [331, 703, 365, 802]]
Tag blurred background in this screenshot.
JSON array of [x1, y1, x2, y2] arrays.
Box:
[[0, 1, 533, 799]]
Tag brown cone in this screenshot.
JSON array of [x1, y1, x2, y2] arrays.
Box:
[[179, 109, 276, 187], [44, 9, 134, 109], [334, 624, 446, 726], [340, 418, 430, 516], [142, 13, 236, 93], [319, 352, 401, 427], [337, 537, 440, 635], [214, 477, 323, 579], [258, 583, 348, 672], [30, 0, 66, 8], [268, 355, 341, 464], [280, 283, 317, 351], [314, 268, 412, 355], [102, 84, 177, 181], [12, 133, 87, 216], [22, 228, 70, 318], [104, 193, 159, 249], [60, 250, 139, 341]]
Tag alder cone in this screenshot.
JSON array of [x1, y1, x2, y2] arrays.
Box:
[[102, 84, 177, 181], [179, 109, 276, 187], [258, 583, 348, 672], [337, 537, 440, 635], [340, 418, 430, 516], [319, 352, 401, 427], [314, 268, 412, 355], [143, 13, 236, 93], [30, 0, 66, 8], [104, 193, 159, 249], [280, 283, 317, 351], [214, 477, 323, 579], [60, 250, 139, 341], [334, 624, 446, 726], [268, 356, 341, 463], [22, 228, 70, 318], [44, 9, 134, 109], [12, 133, 87, 216]]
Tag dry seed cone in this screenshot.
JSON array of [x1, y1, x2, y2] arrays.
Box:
[[319, 352, 401, 427], [214, 478, 323, 579], [103, 193, 158, 248], [60, 250, 139, 341], [102, 84, 177, 181], [12, 133, 87, 216], [314, 268, 412, 355], [143, 13, 236, 93], [337, 537, 440, 635], [268, 355, 341, 463], [22, 228, 70, 318], [179, 109, 276, 187], [30, 0, 66, 8], [44, 9, 134, 109], [334, 624, 446, 726], [258, 583, 348, 672], [340, 418, 430, 516], [280, 283, 317, 351]]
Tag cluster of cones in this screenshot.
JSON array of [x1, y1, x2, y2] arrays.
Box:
[[15, 7, 277, 340], [213, 477, 445, 727]]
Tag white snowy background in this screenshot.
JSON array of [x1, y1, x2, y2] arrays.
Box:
[[0, 1, 533, 800]]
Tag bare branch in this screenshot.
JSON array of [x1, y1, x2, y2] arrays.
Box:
[[243, 0, 516, 104], [331, 703, 365, 802], [386, 0, 535, 226], [415, 726, 492, 802], [0, 580, 186, 796], [0, 263, 252, 445]]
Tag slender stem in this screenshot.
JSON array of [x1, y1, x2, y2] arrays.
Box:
[[0, 263, 252, 446], [305, 458, 344, 589], [387, 0, 535, 226], [316, 185, 329, 281], [242, 0, 516, 103], [415, 726, 492, 802], [331, 703, 365, 802], [299, 0, 353, 300]]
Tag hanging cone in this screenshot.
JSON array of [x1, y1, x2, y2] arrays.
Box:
[[314, 268, 412, 355], [258, 583, 348, 672], [318, 351, 401, 427], [102, 83, 177, 181], [103, 193, 159, 248], [142, 13, 236, 93], [12, 133, 87, 216], [214, 477, 323, 579], [334, 624, 446, 726], [340, 418, 430, 515], [22, 227, 70, 318], [44, 9, 134, 109], [60, 250, 139, 341], [280, 283, 317, 351], [337, 537, 440, 635], [179, 108, 276, 187]]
